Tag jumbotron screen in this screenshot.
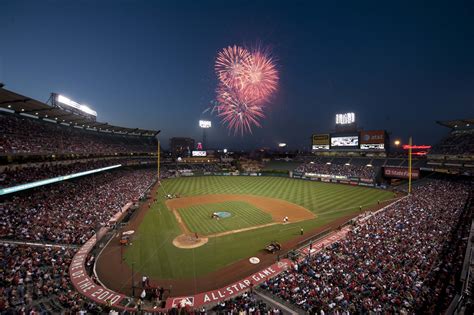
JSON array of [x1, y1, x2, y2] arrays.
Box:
[[331, 136, 359, 147]]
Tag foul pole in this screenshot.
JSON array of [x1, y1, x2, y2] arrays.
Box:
[[157, 139, 160, 180], [408, 136, 412, 194], [155, 130, 161, 181]]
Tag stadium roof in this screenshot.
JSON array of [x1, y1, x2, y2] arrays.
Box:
[[436, 119, 474, 129], [0, 87, 159, 136]]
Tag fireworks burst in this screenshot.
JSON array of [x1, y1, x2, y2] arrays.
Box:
[[215, 85, 265, 135], [215, 45, 252, 90], [213, 45, 279, 135], [241, 51, 279, 104]]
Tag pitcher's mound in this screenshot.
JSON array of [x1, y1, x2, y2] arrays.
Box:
[[173, 234, 208, 249]]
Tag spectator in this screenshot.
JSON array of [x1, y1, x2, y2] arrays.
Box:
[[0, 113, 156, 155], [430, 131, 474, 155], [261, 180, 469, 313], [295, 160, 376, 179], [0, 168, 156, 244], [211, 292, 282, 314]]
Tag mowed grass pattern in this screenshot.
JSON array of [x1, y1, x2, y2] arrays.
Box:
[[124, 176, 396, 279], [162, 176, 393, 214], [178, 201, 273, 235]]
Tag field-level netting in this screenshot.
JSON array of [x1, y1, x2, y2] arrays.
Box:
[[178, 201, 273, 235], [124, 176, 396, 279]]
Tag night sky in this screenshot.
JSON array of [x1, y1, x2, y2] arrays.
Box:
[[1, 0, 473, 150]]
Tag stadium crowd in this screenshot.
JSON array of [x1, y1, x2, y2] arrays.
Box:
[[0, 168, 156, 244], [211, 292, 283, 314], [0, 113, 156, 155], [295, 161, 375, 179], [430, 132, 474, 155], [0, 158, 156, 188], [0, 244, 104, 313], [159, 163, 226, 179], [0, 165, 157, 313], [261, 180, 470, 314], [176, 163, 222, 173]]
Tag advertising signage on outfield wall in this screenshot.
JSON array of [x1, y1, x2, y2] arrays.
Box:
[[305, 173, 348, 180], [384, 167, 420, 179]]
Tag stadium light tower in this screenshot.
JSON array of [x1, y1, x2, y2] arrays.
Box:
[[199, 120, 211, 149]]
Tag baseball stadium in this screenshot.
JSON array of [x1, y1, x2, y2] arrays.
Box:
[[1, 1, 474, 315]]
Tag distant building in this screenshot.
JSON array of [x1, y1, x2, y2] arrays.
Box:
[[169, 137, 195, 157]]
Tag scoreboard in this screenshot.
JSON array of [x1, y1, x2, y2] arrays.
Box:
[[312, 130, 387, 152], [312, 134, 330, 150]]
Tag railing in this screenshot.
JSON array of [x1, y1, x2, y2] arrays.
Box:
[[255, 287, 306, 314]]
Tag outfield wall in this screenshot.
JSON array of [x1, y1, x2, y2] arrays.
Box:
[[174, 170, 383, 189]]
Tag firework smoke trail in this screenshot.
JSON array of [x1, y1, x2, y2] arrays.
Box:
[[213, 45, 278, 135]]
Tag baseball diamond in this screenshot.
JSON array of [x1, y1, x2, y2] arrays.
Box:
[[95, 175, 396, 296]]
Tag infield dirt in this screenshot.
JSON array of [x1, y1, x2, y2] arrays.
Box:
[[168, 194, 316, 248]]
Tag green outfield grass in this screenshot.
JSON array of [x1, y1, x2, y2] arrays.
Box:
[[178, 201, 273, 235], [124, 176, 396, 279]]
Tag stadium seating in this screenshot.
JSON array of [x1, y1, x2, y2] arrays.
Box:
[[260, 180, 470, 313], [0, 168, 156, 244], [0, 158, 156, 188], [0, 166, 157, 313], [0, 244, 104, 313], [211, 292, 283, 314], [295, 160, 376, 179], [0, 112, 156, 155], [430, 132, 474, 156], [385, 158, 404, 166], [349, 158, 370, 166]]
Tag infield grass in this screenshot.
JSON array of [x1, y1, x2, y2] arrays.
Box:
[[178, 201, 273, 235], [124, 176, 396, 279]]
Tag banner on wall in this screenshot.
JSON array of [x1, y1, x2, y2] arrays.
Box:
[[384, 167, 420, 179]]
